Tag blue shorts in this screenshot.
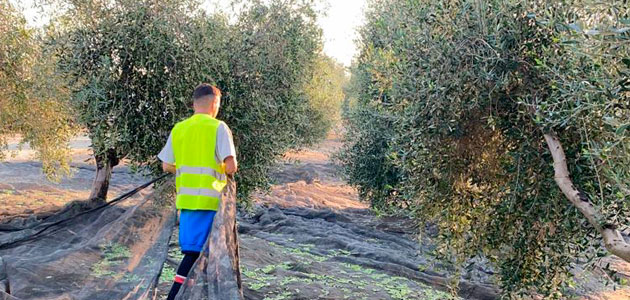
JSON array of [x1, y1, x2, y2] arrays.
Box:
[[179, 209, 217, 253]]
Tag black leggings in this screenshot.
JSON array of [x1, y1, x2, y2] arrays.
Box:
[[166, 251, 200, 300]]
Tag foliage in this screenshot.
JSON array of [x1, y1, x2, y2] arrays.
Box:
[[240, 239, 454, 300], [53, 0, 324, 199], [90, 242, 131, 277], [0, 0, 76, 180], [216, 0, 324, 198], [303, 55, 347, 140], [339, 0, 630, 296], [159, 264, 176, 283], [53, 0, 211, 174]]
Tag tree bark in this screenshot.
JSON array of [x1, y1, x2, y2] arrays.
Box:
[[543, 132, 630, 263], [88, 150, 120, 204]]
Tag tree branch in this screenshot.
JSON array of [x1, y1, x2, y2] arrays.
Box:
[[543, 132, 630, 263]]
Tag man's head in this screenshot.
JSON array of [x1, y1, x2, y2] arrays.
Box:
[[193, 83, 222, 117]]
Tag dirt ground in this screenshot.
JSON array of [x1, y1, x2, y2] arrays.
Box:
[[2, 135, 630, 299], [0, 135, 145, 218]]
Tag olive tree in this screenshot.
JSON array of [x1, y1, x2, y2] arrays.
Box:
[[53, 0, 219, 202], [200, 0, 323, 198], [54, 0, 324, 202], [340, 0, 630, 295], [304, 55, 347, 140], [0, 0, 75, 181]]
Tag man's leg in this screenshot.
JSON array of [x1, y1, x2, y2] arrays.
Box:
[[168, 209, 216, 299], [166, 251, 200, 300]]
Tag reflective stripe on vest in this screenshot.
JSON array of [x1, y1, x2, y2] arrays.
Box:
[[172, 114, 227, 211], [178, 187, 222, 198], [176, 166, 226, 181]]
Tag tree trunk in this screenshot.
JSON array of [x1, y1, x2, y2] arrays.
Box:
[[88, 150, 120, 204], [543, 132, 630, 263]]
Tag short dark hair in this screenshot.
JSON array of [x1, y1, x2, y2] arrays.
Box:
[[193, 83, 222, 100]]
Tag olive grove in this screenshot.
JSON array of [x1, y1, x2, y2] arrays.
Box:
[[339, 0, 630, 296]]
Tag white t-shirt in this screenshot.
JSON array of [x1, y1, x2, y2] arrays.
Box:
[[158, 122, 237, 165]]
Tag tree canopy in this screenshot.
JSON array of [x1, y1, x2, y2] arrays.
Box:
[[0, 0, 76, 180], [340, 0, 630, 296], [51, 0, 326, 201], [215, 0, 324, 198], [304, 55, 347, 140], [52, 0, 213, 201]]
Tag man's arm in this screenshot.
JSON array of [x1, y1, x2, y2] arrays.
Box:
[[162, 162, 176, 174], [224, 156, 237, 175], [158, 132, 176, 173], [217, 123, 238, 176]]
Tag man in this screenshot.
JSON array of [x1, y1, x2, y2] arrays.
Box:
[[158, 83, 237, 300]]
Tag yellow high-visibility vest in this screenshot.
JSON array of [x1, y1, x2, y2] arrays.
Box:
[[172, 114, 227, 210]]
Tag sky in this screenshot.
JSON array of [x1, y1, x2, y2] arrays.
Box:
[[314, 0, 367, 66], [13, 0, 367, 67]]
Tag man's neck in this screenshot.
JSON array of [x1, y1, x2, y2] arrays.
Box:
[[193, 111, 217, 118]]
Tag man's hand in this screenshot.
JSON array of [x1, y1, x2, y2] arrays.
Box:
[[224, 156, 237, 175], [162, 162, 176, 174]]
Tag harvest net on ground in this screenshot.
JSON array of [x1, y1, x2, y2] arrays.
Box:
[[0, 177, 241, 300]]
